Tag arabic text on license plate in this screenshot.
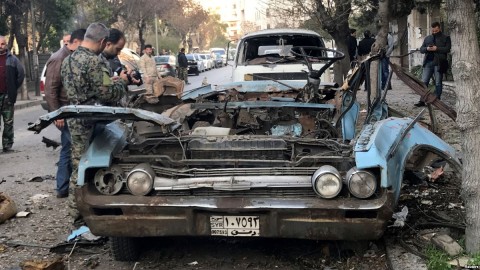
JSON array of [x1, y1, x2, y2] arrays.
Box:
[[210, 215, 260, 237]]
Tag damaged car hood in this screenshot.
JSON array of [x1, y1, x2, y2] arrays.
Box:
[[28, 105, 181, 133]]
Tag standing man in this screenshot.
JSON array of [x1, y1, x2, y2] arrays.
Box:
[[0, 35, 25, 152], [357, 30, 376, 61], [44, 28, 86, 198], [138, 44, 158, 94], [101, 28, 126, 75], [347, 29, 358, 65], [101, 28, 141, 85], [414, 22, 451, 107], [61, 23, 128, 222], [177, 48, 189, 85]]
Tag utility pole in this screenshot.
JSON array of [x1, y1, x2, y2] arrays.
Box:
[[155, 13, 159, 56], [30, 0, 40, 96]]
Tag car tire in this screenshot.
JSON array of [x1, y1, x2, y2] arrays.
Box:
[[110, 237, 140, 261]]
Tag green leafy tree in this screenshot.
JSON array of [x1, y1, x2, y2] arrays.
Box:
[[162, 0, 208, 52], [34, 0, 76, 52], [195, 13, 228, 50]]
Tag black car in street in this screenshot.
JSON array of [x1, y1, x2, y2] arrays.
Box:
[[186, 54, 200, 76]]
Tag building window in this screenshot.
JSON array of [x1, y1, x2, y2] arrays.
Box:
[[266, 8, 270, 17]]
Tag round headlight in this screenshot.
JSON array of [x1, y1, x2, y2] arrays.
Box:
[[126, 163, 155, 196], [94, 165, 124, 195], [311, 165, 342, 199], [345, 167, 377, 199]]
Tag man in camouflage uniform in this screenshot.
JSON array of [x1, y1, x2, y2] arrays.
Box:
[[177, 48, 189, 84], [138, 44, 158, 94], [60, 23, 128, 222], [0, 35, 25, 152]]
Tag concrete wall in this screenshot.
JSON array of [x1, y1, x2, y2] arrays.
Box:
[[407, 7, 441, 69]]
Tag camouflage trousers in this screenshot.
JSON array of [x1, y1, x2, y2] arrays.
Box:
[[66, 118, 94, 221], [144, 76, 158, 95], [178, 67, 188, 83], [0, 94, 14, 150]]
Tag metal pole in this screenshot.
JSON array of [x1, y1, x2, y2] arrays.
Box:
[[155, 13, 159, 56], [30, 0, 40, 96]]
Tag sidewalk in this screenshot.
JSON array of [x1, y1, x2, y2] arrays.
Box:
[[14, 81, 44, 111]]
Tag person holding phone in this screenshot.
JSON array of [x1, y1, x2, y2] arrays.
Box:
[[414, 22, 451, 107]]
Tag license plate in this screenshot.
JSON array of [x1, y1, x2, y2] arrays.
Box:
[[210, 215, 260, 237]]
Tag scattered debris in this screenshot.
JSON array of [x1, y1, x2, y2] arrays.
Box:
[[0, 244, 7, 253], [420, 200, 433, 206], [20, 257, 65, 270], [41, 136, 60, 149], [27, 175, 54, 182], [427, 166, 444, 182], [188, 261, 199, 266], [0, 178, 5, 185], [448, 202, 464, 209], [0, 192, 17, 224], [391, 206, 408, 227], [16, 211, 31, 218], [29, 194, 50, 203], [67, 226, 101, 242], [431, 233, 463, 256], [201, 77, 209, 86]]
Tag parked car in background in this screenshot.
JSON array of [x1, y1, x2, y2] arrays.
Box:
[[193, 53, 206, 72], [212, 53, 223, 68], [197, 54, 210, 71], [210, 47, 227, 66], [186, 54, 201, 76], [200, 54, 214, 70], [118, 48, 141, 72], [154, 55, 177, 77]]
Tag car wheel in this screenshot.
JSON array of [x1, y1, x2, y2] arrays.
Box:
[[110, 237, 140, 261]]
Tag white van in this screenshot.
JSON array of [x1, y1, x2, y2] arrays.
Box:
[[231, 29, 331, 83]]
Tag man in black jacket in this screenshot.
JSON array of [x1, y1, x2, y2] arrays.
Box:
[[177, 48, 189, 85], [348, 28, 358, 64], [0, 35, 25, 152], [357, 30, 375, 61], [414, 22, 451, 107]]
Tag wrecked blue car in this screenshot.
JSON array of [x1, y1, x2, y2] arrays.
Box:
[[28, 47, 461, 261]]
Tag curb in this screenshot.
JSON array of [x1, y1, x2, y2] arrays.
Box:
[[14, 99, 43, 111]]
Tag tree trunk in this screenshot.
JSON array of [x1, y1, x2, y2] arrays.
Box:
[[446, 0, 480, 253], [330, 33, 350, 84], [138, 18, 146, 51], [364, 0, 389, 103]]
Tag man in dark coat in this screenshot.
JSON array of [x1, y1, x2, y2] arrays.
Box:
[[348, 28, 358, 64], [414, 22, 451, 106], [0, 35, 25, 152], [357, 30, 376, 61], [177, 48, 189, 85]]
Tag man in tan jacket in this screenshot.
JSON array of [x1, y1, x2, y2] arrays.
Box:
[[138, 44, 158, 94]]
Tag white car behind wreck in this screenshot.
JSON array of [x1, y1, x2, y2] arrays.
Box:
[[28, 47, 462, 261]]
